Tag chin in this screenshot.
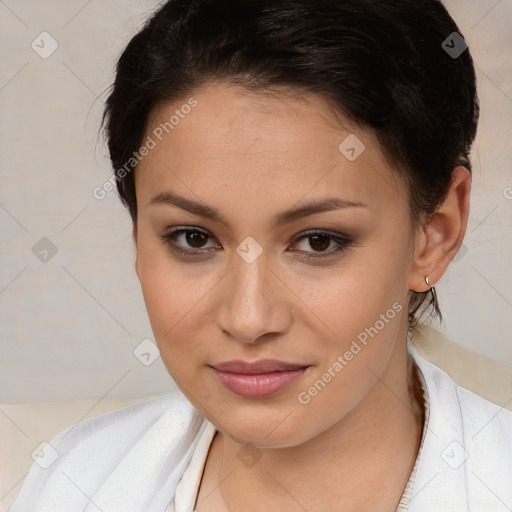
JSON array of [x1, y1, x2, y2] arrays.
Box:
[[208, 406, 312, 449]]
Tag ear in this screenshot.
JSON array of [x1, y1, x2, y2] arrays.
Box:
[[132, 223, 140, 280], [408, 166, 471, 292]]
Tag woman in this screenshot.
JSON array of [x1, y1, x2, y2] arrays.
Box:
[[11, 0, 512, 511]]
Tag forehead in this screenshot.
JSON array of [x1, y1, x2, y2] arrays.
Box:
[[136, 82, 407, 215]]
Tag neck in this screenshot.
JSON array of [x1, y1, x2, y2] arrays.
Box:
[[199, 333, 425, 512]]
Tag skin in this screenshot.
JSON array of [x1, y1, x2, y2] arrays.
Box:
[[133, 81, 471, 511]]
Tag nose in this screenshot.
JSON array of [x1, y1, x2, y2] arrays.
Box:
[[215, 252, 291, 344]]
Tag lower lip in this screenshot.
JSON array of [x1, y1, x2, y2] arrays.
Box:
[[213, 368, 308, 399]]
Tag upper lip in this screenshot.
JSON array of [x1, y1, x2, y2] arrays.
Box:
[[211, 359, 308, 374]]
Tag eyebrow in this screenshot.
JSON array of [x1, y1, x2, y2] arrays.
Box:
[[149, 191, 367, 229]]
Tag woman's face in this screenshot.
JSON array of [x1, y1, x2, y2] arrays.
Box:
[[134, 82, 420, 448]]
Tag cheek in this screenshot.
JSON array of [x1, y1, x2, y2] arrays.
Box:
[[291, 250, 409, 405], [136, 238, 200, 352], [293, 250, 407, 344], [135, 234, 229, 388], [136, 254, 180, 337], [294, 294, 407, 441]]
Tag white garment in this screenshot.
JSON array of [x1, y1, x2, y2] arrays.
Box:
[[11, 339, 512, 512]]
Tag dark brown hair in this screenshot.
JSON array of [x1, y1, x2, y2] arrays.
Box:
[[101, 0, 479, 328]]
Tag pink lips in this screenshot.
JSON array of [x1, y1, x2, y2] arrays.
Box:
[[211, 359, 308, 399]]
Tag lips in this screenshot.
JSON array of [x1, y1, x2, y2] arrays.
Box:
[[211, 359, 309, 399], [213, 359, 307, 374]]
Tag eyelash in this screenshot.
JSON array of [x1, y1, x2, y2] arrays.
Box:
[[159, 227, 352, 259]]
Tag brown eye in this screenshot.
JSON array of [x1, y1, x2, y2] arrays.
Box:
[[185, 230, 209, 248], [160, 227, 218, 255], [308, 234, 332, 252], [290, 230, 352, 258]]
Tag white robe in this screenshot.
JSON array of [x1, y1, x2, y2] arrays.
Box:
[[10, 340, 512, 512]]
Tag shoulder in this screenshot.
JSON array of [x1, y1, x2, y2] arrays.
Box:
[[43, 390, 201, 466], [410, 324, 512, 432], [11, 390, 204, 512], [411, 331, 512, 438], [409, 330, 512, 510]]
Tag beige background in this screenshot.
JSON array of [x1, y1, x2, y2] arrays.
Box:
[[0, 0, 511, 404]]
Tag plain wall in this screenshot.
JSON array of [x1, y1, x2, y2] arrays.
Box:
[[1, 0, 511, 403]]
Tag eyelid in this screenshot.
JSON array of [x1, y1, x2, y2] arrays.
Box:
[[159, 226, 220, 254], [159, 226, 353, 258], [287, 229, 352, 260]]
